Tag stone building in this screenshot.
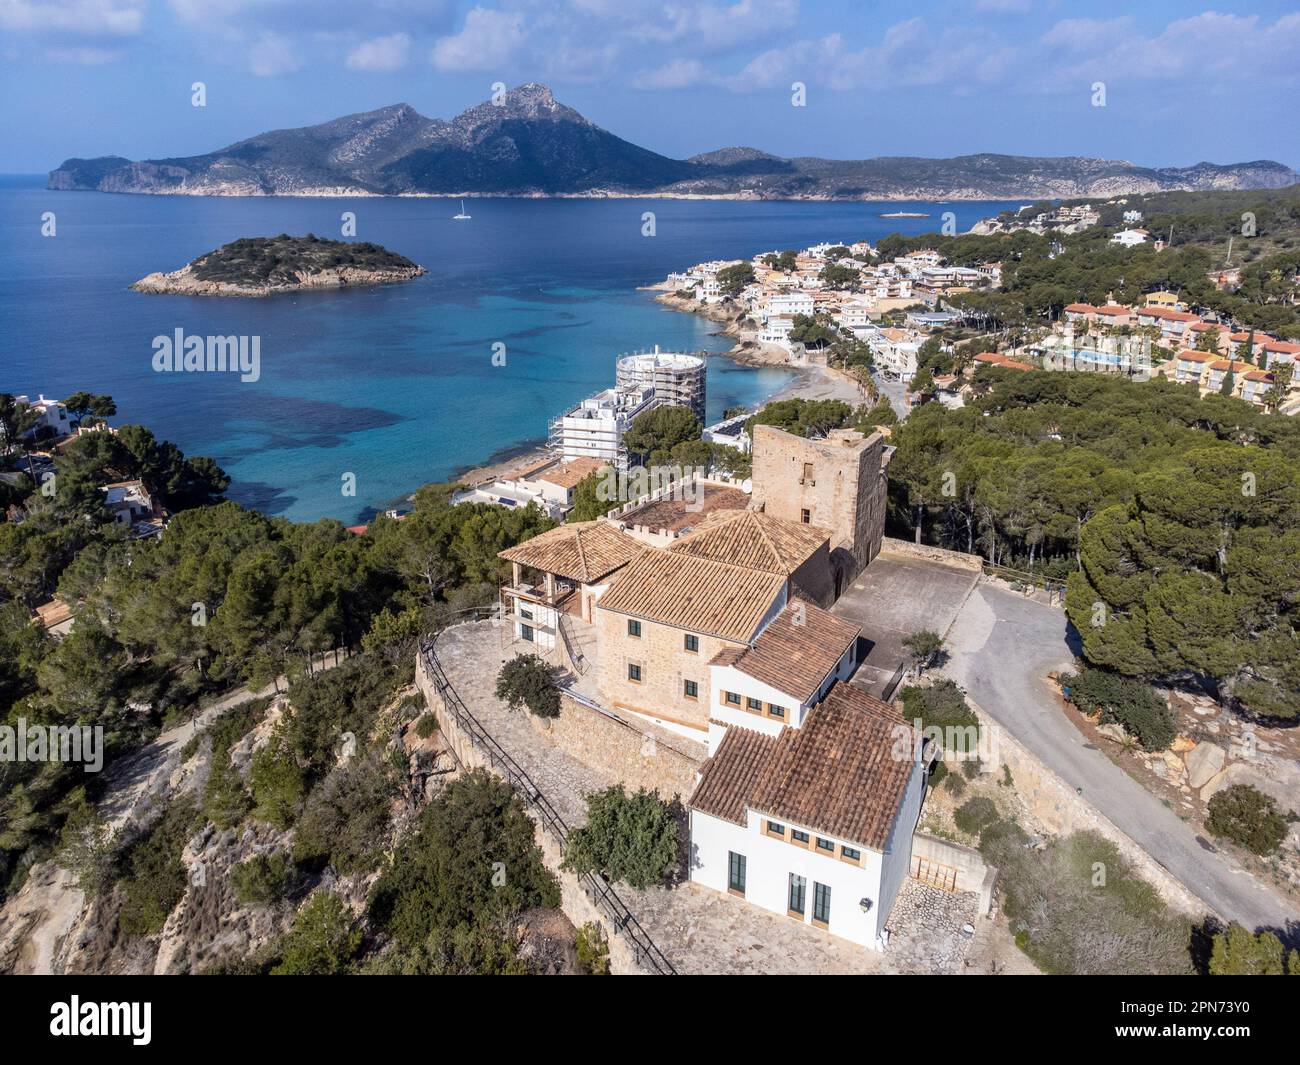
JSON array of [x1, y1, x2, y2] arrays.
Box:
[[749, 425, 890, 596]]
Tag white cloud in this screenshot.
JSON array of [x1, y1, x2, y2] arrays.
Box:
[[631, 57, 719, 90], [247, 32, 300, 76], [430, 7, 525, 72], [346, 32, 410, 72], [0, 0, 145, 35]]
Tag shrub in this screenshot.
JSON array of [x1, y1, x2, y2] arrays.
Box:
[[249, 730, 305, 829], [271, 892, 361, 975], [981, 828, 1193, 975], [1061, 667, 1176, 751], [943, 770, 966, 797], [495, 654, 561, 718], [292, 754, 397, 873], [414, 714, 439, 740], [928, 760, 949, 788], [575, 922, 610, 975], [368, 770, 559, 968], [116, 798, 202, 935], [953, 796, 999, 836], [902, 630, 946, 673], [562, 785, 679, 889], [899, 680, 981, 756], [1206, 784, 1289, 855], [284, 655, 411, 780], [231, 852, 291, 906], [1208, 922, 1300, 975]]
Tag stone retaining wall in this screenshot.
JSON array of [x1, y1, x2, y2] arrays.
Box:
[[415, 656, 657, 974], [881, 536, 984, 572], [911, 833, 996, 915], [531, 694, 702, 800], [964, 692, 1215, 919]]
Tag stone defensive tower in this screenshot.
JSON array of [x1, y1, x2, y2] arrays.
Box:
[[749, 424, 889, 597]]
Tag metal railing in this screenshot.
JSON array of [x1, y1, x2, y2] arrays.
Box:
[[420, 610, 676, 976]]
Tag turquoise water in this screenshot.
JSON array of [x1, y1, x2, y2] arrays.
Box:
[[0, 180, 1019, 521]]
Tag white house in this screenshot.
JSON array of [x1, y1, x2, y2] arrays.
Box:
[[689, 679, 929, 950], [1110, 228, 1149, 247], [707, 599, 859, 753]]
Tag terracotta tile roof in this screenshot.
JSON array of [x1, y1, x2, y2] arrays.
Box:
[[614, 484, 750, 533], [1094, 304, 1130, 316], [597, 549, 786, 642], [688, 682, 916, 851], [1264, 340, 1300, 353], [499, 521, 642, 584], [1209, 359, 1255, 373], [33, 598, 73, 629], [1243, 370, 1275, 382], [1176, 350, 1218, 363], [667, 509, 829, 575], [709, 599, 860, 704], [688, 727, 780, 825], [531, 457, 606, 489], [1064, 302, 1098, 313]]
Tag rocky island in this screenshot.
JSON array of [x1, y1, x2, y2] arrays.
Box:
[[130, 234, 426, 297]]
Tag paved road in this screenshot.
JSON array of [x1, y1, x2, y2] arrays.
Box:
[[944, 582, 1297, 932]]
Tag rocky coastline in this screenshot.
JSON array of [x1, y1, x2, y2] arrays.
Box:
[[131, 261, 426, 298]]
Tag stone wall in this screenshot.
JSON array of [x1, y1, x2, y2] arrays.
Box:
[[415, 656, 660, 974], [963, 692, 1215, 919], [911, 832, 995, 915], [595, 607, 735, 735], [531, 694, 702, 800], [880, 535, 984, 572], [751, 424, 888, 586]]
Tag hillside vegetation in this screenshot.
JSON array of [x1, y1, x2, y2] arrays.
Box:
[[188, 234, 420, 286]]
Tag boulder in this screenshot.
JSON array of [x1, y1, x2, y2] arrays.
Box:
[[1160, 750, 1187, 783], [1171, 735, 1196, 754], [1185, 741, 1226, 790]]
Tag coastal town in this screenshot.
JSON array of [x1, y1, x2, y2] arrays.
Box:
[[6, 185, 1300, 982], [4, 5, 1300, 998]]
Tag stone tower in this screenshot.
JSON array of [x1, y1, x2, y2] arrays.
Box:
[[749, 424, 889, 596]]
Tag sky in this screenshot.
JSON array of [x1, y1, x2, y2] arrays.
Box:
[[1, 1, 1297, 173]]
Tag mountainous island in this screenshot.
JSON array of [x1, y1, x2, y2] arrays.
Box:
[[130, 234, 426, 297], [51, 84, 1298, 202]]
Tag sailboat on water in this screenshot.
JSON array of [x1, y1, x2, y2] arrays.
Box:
[[453, 199, 471, 220]]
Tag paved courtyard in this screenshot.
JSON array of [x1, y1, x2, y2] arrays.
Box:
[[832, 548, 981, 696], [433, 620, 988, 974]]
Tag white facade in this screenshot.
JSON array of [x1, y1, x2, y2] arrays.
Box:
[[549, 386, 656, 472], [689, 760, 926, 949], [764, 292, 814, 320], [707, 644, 857, 755], [1110, 228, 1149, 246]]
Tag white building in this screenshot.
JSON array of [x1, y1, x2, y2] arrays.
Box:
[[549, 386, 657, 472], [1110, 228, 1149, 247], [451, 456, 607, 520], [689, 628, 929, 951], [702, 412, 752, 453], [10, 394, 71, 440], [763, 292, 815, 321]]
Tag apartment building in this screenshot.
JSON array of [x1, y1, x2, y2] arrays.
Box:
[[548, 385, 656, 472]]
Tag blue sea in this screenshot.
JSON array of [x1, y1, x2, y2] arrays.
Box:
[[0, 177, 1019, 522]]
